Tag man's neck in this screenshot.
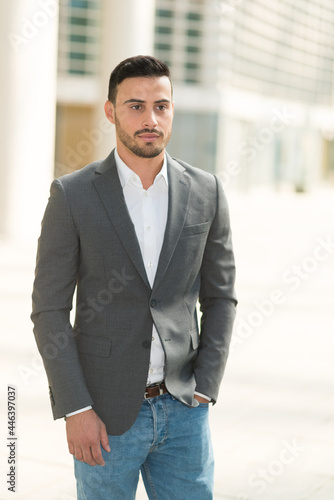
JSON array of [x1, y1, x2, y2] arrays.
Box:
[[116, 145, 165, 190]]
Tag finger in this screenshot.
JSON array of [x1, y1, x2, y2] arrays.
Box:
[[91, 444, 105, 466], [74, 447, 84, 463], [82, 446, 100, 467], [100, 430, 111, 453]]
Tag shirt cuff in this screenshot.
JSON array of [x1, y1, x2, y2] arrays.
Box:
[[194, 391, 211, 402], [66, 406, 92, 417]]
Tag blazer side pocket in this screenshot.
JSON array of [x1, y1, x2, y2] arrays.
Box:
[[76, 332, 112, 357], [180, 221, 210, 238]]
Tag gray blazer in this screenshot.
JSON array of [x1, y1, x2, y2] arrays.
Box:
[[31, 150, 237, 435]]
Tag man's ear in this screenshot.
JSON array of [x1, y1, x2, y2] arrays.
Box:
[[104, 100, 115, 124]]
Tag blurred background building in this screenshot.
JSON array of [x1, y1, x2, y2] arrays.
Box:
[[0, 0, 334, 239]]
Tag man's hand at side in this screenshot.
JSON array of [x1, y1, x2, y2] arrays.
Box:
[[66, 409, 110, 466], [194, 394, 210, 404]]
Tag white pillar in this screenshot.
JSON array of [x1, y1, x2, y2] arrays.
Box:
[[0, 0, 58, 241], [94, 0, 156, 160]]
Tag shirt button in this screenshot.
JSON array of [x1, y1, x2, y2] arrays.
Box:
[[150, 369, 154, 374], [147, 226, 151, 232], [152, 337, 155, 341]]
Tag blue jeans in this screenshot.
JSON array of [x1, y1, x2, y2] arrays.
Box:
[[74, 393, 214, 499]]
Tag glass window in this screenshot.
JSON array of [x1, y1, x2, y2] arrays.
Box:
[[185, 77, 199, 84], [187, 29, 201, 37], [69, 34, 97, 43], [69, 52, 87, 60], [70, 0, 90, 7], [186, 62, 199, 70], [155, 25, 173, 34], [69, 69, 86, 75], [187, 12, 202, 21], [155, 43, 172, 51], [156, 9, 174, 18], [69, 17, 88, 26], [186, 45, 200, 53]]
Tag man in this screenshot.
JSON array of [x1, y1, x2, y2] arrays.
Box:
[[31, 55, 237, 499]]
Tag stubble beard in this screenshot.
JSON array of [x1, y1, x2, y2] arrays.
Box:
[[115, 116, 172, 159]]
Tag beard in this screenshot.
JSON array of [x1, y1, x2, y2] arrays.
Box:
[[114, 116, 172, 159]]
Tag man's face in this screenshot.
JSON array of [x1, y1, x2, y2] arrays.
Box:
[[105, 76, 174, 159]]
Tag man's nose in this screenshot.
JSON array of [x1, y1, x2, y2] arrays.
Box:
[[142, 109, 158, 128]]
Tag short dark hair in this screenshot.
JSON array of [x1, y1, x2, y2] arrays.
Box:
[[107, 55, 172, 104]]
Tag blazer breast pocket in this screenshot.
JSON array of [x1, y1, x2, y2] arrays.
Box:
[[75, 332, 112, 357], [180, 221, 210, 238]]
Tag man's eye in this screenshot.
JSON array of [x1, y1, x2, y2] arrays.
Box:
[[131, 105, 141, 110], [157, 105, 166, 111]]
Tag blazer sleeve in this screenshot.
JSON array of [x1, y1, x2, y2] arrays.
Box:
[[31, 179, 93, 419], [195, 175, 237, 403]]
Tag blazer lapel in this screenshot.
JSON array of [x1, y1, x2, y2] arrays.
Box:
[[153, 155, 191, 290], [92, 151, 150, 288]]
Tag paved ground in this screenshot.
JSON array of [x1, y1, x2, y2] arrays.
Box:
[[0, 187, 333, 500]]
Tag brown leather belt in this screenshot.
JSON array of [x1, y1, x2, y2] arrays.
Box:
[[144, 382, 168, 399]]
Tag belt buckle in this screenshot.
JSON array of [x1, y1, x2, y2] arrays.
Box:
[[144, 382, 164, 400]]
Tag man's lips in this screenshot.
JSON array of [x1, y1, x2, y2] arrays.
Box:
[[136, 130, 162, 142], [137, 133, 160, 142]]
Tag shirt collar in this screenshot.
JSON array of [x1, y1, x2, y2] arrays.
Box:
[[114, 149, 168, 189]]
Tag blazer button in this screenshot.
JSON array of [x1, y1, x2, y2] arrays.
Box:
[[142, 340, 151, 349], [150, 299, 157, 308]]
